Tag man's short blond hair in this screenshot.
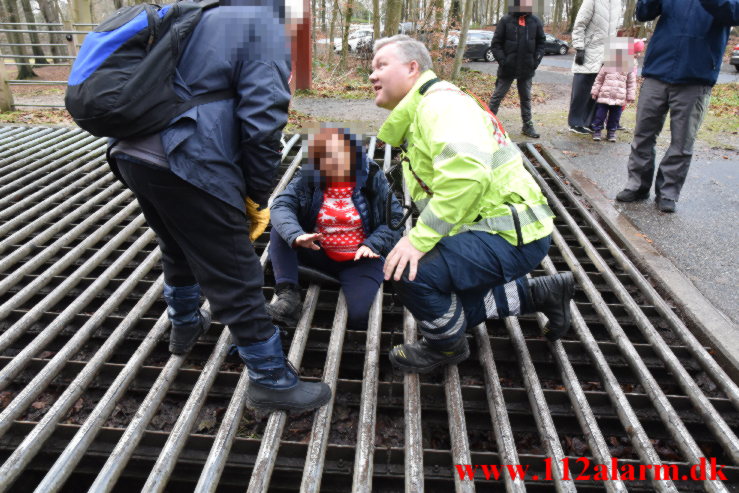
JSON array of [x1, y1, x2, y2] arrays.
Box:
[[373, 35, 433, 72]]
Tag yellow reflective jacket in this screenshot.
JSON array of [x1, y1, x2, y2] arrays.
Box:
[[377, 70, 554, 252]]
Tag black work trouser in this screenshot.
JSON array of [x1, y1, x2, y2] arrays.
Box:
[[116, 158, 274, 346], [488, 76, 533, 124]]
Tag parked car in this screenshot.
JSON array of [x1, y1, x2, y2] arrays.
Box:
[[731, 44, 739, 72], [447, 30, 495, 62], [544, 34, 569, 55], [334, 29, 373, 52]]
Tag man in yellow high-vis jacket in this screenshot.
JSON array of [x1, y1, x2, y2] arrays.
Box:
[[370, 35, 576, 373]]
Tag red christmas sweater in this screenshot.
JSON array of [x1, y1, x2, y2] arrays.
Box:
[[315, 182, 366, 262]]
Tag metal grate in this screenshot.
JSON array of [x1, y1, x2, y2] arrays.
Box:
[[0, 126, 737, 492]]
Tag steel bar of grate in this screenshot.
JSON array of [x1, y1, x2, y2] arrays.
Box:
[[472, 323, 526, 493], [300, 292, 349, 493], [0, 127, 49, 151], [521, 152, 739, 463], [504, 316, 575, 492], [351, 288, 383, 492], [0, 228, 156, 390], [549, 227, 729, 493], [241, 284, 321, 493], [0, 213, 147, 351], [526, 143, 739, 410], [0, 248, 160, 489], [0, 128, 78, 165], [32, 277, 167, 493], [444, 363, 475, 493]]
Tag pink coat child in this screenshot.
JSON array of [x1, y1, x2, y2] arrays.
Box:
[[589, 38, 643, 141]]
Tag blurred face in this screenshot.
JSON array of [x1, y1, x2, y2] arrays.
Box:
[[604, 37, 633, 72], [312, 131, 353, 183], [369, 44, 421, 110]]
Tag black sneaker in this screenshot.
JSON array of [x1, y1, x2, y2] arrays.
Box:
[[169, 309, 211, 354], [529, 273, 575, 341], [615, 189, 649, 202], [266, 283, 302, 326], [657, 197, 676, 213], [569, 126, 590, 135], [389, 336, 470, 374], [592, 130, 602, 141], [607, 130, 617, 142]]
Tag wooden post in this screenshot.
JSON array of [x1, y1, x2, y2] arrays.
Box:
[[294, 0, 312, 90], [0, 62, 15, 112]]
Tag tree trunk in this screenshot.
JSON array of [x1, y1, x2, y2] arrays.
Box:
[[0, 0, 36, 78], [566, 0, 582, 33], [339, 0, 351, 70], [383, 0, 401, 37], [327, 0, 339, 63], [372, 0, 380, 39], [552, 0, 563, 33], [19, 0, 48, 64], [622, 0, 637, 31], [451, 0, 473, 80], [37, 0, 64, 63]]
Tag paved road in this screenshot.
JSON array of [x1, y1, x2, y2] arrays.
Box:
[[466, 53, 739, 84]]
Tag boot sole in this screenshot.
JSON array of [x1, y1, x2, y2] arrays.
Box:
[[169, 312, 211, 355], [388, 345, 471, 374], [245, 388, 332, 413]]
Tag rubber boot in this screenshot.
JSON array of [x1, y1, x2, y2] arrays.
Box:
[[389, 336, 470, 374], [238, 327, 331, 412], [163, 283, 212, 354], [529, 273, 575, 341], [266, 282, 302, 326]]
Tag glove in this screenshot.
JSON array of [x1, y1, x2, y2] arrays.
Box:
[[245, 197, 270, 242], [575, 49, 585, 65]]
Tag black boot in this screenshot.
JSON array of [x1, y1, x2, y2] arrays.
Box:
[[169, 309, 211, 354], [529, 273, 575, 341], [389, 336, 470, 374], [522, 121, 540, 139], [266, 282, 302, 326], [239, 327, 331, 412]]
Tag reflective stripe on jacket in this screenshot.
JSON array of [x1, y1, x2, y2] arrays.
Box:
[[377, 70, 554, 252]]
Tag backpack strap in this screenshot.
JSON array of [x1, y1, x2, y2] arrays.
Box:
[[178, 89, 234, 113]]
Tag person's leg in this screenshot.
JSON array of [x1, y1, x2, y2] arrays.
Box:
[[518, 77, 533, 124], [117, 158, 209, 354], [591, 103, 608, 138], [336, 257, 384, 330], [620, 78, 669, 199], [654, 83, 712, 206], [606, 105, 623, 141], [488, 77, 515, 116], [568, 73, 597, 129], [269, 228, 300, 285]]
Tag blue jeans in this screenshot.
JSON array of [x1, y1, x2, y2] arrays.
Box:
[[269, 229, 384, 329], [394, 231, 551, 348], [591, 103, 623, 132]]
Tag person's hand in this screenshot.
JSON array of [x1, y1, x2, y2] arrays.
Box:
[[294, 233, 323, 250], [383, 236, 426, 282], [354, 245, 379, 261], [245, 197, 269, 242], [575, 49, 585, 65]]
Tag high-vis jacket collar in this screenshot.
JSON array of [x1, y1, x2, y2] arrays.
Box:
[[377, 70, 438, 147]]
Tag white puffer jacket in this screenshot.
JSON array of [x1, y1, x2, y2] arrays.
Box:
[[571, 0, 622, 74]]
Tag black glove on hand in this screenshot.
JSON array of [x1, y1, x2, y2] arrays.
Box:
[[575, 49, 585, 65]]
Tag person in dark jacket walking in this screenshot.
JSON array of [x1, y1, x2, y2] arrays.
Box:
[[488, 0, 546, 138], [616, 0, 739, 213], [268, 127, 404, 329], [108, 1, 332, 413]]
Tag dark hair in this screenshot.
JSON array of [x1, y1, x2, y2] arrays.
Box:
[[307, 127, 364, 187]]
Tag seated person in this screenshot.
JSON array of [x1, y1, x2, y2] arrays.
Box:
[[268, 127, 403, 329]]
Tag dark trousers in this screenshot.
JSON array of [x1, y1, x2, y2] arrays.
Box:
[[116, 158, 274, 346], [269, 229, 384, 330], [591, 103, 623, 132], [625, 77, 712, 201], [394, 231, 551, 348], [568, 73, 598, 128], [488, 76, 533, 123]]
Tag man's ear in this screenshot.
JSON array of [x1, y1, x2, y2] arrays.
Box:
[[408, 60, 420, 77]]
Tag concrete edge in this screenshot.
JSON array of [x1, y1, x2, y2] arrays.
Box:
[[541, 145, 739, 382]]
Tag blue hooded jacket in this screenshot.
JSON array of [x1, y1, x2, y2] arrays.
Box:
[[638, 0, 739, 86], [270, 137, 404, 257]]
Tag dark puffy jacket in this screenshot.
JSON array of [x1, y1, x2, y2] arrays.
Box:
[[491, 13, 545, 79], [110, 2, 291, 211], [638, 0, 739, 86], [270, 150, 404, 257]]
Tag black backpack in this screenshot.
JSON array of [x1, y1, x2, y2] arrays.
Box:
[[65, 0, 231, 139]]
